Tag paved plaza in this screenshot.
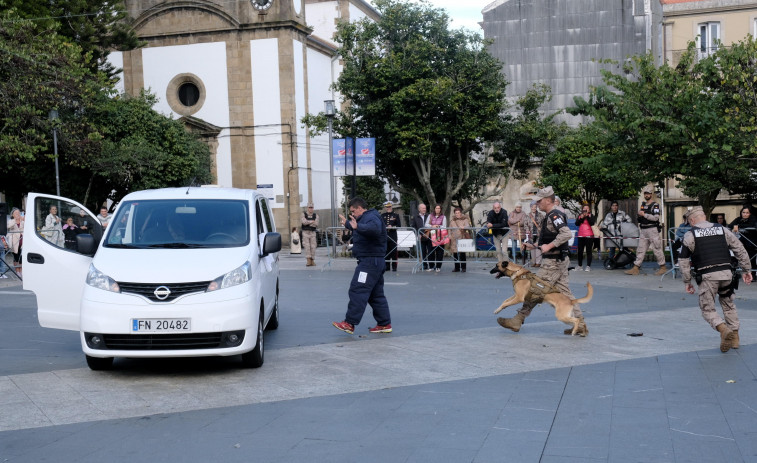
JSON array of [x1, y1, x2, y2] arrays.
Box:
[[1, 249, 757, 462]]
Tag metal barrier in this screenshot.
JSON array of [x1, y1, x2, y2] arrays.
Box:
[[415, 227, 511, 272], [664, 226, 688, 279], [1, 230, 23, 280], [322, 226, 421, 272]]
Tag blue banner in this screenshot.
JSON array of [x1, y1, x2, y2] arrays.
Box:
[[332, 138, 375, 177]]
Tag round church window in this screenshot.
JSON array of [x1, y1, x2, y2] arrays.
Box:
[[178, 82, 200, 107], [166, 73, 206, 116]]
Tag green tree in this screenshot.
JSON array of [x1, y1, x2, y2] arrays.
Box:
[[2, 0, 142, 79], [303, 0, 511, 215], [569, 42, 755, 215], [0, 12, 104, 169], [541, 124, 646, 215]]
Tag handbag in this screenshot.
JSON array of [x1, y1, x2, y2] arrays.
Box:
[[431, 228, 450, 247], [292, 239, 299, 245]]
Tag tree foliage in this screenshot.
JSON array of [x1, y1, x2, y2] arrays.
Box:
[[304, 0, 512, 215], [541, 124, 646, 215], [0, 12, 212, 210], [569, 41, 757, 215], [0, 12, 104, 166], [2, 0, 142, 79]]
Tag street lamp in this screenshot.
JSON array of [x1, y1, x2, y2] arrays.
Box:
[[48, 109, 60, 196], [324, 100, 336, 228]]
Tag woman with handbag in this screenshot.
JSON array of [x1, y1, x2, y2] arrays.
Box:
[[575, 204, 596, 271], [449, 207, 471, 273], [424, 204, 447, 272]]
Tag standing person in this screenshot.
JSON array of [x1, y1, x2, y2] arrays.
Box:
[[96, 206, 111, 229], [289, 227, 302, 254], [6, 207, 24, 275], [449, 207, 471, 272], [486, 202, 509, 263], [679, 206, 753, 352], [728, 205, 757, 275], [508, 202, 527, 263], [44, 205, 64, 247], [497, 186, 588, 336], [575, 204, 596, 271], [626, 187, 667, 275], [425, 204, 447, 272], [332, 197, 392, 334], [412, 203, 431, 271], [554, 196, 566, 213], [527, 201, 545, 267], [602, 201, 631, 259], [301, 202, 318, 266], [381, 201, 401, 271]]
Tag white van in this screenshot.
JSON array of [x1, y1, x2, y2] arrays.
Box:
[[23, 188, 281, 370]]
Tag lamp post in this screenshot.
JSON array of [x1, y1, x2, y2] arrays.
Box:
[[49, 109, 60, 196], [324, 100, 337, 229]]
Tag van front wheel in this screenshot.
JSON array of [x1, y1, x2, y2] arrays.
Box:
[[86, 355, 114, 371], [241, 310, 264, 368]]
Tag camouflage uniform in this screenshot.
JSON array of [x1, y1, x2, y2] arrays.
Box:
[[679, 221, 751, 332]]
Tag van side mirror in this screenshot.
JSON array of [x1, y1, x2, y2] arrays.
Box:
[[262, 232, 281, 256], [77, 234, 97, 256]]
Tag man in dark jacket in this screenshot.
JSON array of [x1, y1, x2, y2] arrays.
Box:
[[333, 197, 393, 334], [486, 202, 510, 263], [411, 203, 431, 270]]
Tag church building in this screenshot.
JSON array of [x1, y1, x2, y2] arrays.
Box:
[[108, 0, 378, 237]]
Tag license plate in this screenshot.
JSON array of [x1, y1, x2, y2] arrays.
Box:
[[131, 318, 191, 333]]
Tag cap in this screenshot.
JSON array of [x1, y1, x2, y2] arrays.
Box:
[[384, 201, 393, 207], [685, 206, 704, 219], [307, 201, 314, 208], [532, 186, 554, 201], [643, 186, 654, 194]]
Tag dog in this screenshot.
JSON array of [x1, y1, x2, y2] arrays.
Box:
[[489, 261, 593, 336]]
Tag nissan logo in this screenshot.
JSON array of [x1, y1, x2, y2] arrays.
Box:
[[153, 286, 172, 300]]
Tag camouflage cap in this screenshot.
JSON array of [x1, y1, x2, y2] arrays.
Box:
[[643, 186, 654, 194], [684, 206, 704, 219], [532, 186, 554, 201]]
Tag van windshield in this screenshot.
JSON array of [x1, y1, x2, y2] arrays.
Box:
[[103, 199, 250, 248]]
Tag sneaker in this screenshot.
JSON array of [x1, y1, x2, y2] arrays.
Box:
[[435, 268, 441, 273], [369, 324, 392, 333], [585, 267, 590, 272], [332, 321, 354, 334], [425, 268, 434, 272]]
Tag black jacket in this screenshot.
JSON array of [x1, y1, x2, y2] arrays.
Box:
[[412, 212, 429, 241], [486, 209, 509, 236]]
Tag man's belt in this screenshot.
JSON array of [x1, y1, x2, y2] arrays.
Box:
[[640, 224, 657, 229]]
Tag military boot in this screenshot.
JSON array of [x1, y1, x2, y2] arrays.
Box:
[[625, 265, 640, 275], [732, 330, 739, 349], [716, 323, 735, 353], [654, 266, 668, 276], [497, 313, 526, 332]]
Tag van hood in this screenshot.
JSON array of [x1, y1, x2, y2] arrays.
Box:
[[92, 247, 253, 283]]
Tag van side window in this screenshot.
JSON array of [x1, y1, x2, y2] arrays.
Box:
[[260, 198, 275, 232], [255, 201, 266, 235], [35, 198, 98, 251]]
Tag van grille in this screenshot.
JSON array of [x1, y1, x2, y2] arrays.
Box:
[[101, 332, 227, 350], [117, 281, 210, 302]]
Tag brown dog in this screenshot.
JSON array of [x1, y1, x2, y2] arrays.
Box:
[[489, 261, 593, 336]]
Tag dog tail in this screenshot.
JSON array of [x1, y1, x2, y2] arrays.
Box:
[[573, 282, 593, 304]]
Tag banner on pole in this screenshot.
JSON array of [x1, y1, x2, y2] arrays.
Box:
[[332, 138, 375, 177]]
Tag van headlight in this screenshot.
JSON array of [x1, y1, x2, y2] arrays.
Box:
[[207, 262, 251, 292], [85, 264, 121, 293]]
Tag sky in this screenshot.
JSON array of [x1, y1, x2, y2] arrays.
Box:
[[425, 0, 496, 33]]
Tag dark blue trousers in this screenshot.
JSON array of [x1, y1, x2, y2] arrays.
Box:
[[345, 256, 391, 326]]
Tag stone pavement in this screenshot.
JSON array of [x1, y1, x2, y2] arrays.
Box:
[[1, 249, 757, 462]]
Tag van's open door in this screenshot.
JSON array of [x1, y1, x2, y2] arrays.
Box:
[[23, 193, 101, 331]]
